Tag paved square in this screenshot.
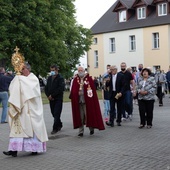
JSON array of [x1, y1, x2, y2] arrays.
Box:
[[0, 96, 170, 170]]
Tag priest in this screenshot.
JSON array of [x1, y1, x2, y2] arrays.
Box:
[[3, 48, 48, 157], [70, 66, 105, 137]]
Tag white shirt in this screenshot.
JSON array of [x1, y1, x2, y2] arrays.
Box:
[[112, 74, 117, 91], [142, 80, 146, 90]]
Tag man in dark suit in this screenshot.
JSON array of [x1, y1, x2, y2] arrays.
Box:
[[45, 64, 65, 134], [106, 65, 125, 127]]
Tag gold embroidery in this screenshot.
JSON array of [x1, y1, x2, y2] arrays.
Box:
[[13, 115, 22, 134]]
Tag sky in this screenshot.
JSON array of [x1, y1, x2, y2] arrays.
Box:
[[74, 0, 116, 67], [74, 0, 116, 29]]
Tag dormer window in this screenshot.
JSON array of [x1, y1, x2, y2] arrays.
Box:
[[119, 10, 126, 22], [158, 3, 167, 16], [137, 7, 146, 19]]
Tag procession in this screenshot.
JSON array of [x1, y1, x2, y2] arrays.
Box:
[[1, 0, 170, 169]]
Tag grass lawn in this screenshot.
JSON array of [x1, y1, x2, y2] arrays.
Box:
[[0, 90, 102, 107], [42, 90, 102, 104]]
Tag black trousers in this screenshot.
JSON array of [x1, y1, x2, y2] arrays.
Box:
[[50, 100, 63, 131], [138, 99, 154, 126], [167, 82, 170, 93], [109, 91, 123, 124], [156, 86, 163, 104]]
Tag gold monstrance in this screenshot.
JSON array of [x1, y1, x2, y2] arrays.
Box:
[[11, 46, 25, 75]]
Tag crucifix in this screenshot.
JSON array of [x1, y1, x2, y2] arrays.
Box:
[[14, 46, 20, 53]]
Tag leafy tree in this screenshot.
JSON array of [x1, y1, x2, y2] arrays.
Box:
[[0, 0, 92, 78]]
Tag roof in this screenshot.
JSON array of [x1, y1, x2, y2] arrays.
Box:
[[91, 0, 170, 35], [118, 0, 132, 8]]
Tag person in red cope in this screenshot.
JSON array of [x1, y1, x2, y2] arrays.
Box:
[[70, 66, 105, 137]]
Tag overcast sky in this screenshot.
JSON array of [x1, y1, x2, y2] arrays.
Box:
[[74, 0, 116, 28], [74, 0, 116, 67]]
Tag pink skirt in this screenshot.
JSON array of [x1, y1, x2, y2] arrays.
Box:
[[8, 134, 46, 152]]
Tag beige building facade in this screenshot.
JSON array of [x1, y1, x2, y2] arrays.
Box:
[[143, 25, 170, 72], [87, 34, 105, 77], [87, 0, 170, 78]]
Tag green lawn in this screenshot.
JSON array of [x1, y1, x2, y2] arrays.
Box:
[[42, 90, 102, 104], [0, 90, 102, 107]]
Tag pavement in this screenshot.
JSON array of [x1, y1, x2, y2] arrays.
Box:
[[0, 95, 170, 170]]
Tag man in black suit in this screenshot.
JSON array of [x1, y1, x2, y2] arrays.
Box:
[[45, 64, 65, 134], [106, 65, 125, 127]]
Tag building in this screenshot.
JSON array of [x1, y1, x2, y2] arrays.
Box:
[[87, 0, 170, 77]]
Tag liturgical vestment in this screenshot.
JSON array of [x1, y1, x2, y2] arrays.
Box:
[[8, 73, 48, 142]]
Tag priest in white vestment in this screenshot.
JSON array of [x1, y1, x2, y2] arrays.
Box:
[[3, 62, 48, 157]]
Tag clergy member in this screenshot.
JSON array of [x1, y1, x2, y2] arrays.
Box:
[[3, 60, 48, 157], [70, 66, 105, 137]]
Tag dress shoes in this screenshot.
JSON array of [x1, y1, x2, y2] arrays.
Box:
[[138, 125, 145, 129], [51, 126, 62, 134], [105, 121, 114, 127], [90, 130, 94, 135], [3, 151, 17, 157], [1, 121, 8, 124], [147, 125, 152, 129], [78, 133, 83, 137], [117, 123, 121, 126], [51, 129, 58, 135], [31, 152, 38, 155]]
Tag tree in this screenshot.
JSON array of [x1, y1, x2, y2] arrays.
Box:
[[0, 0, 92, 78]]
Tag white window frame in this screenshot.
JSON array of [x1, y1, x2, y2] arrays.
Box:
[[93, 38, 98, 44], [153, 33, 159, 49], [109, 38, 116, 53], [119, 10, 126, 22], [129, 35, 136, 51], [94, 50, 98, 68], [137, 7, 146, 19], [158, 3, 167, 16]]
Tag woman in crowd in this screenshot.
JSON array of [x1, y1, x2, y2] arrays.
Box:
[[137, 68, 157, 129]]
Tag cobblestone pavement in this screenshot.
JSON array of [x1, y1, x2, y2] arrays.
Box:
[[0, 96, 170, 170]]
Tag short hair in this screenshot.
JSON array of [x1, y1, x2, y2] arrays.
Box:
[[77, 66, 85, 72], [110, 65, 118, 70], [141, 68, 151, 76], [50, 64, 59, 70], [121, 62, 126, 65], [0, 67, 4, 73], [24, 62, 31, 71]]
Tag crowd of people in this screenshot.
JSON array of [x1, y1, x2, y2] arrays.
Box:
[[101, 63, 170, 129], [1, 58, 170, 157]]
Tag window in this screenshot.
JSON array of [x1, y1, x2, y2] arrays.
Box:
[[137, 7, 146, 19], [153, 33, 159, 49], [94, 50, 98, 68], [158, 3, 167, 16], [153, 65, 160, 73], [119, 10, 126, 22], [109, 38, 116, 52], [129, 35, 136, 51], [93, 38, 98, 44], [131, 67, 137, 72]]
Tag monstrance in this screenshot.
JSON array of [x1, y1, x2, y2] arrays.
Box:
[[11, 46, 25, 75]]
